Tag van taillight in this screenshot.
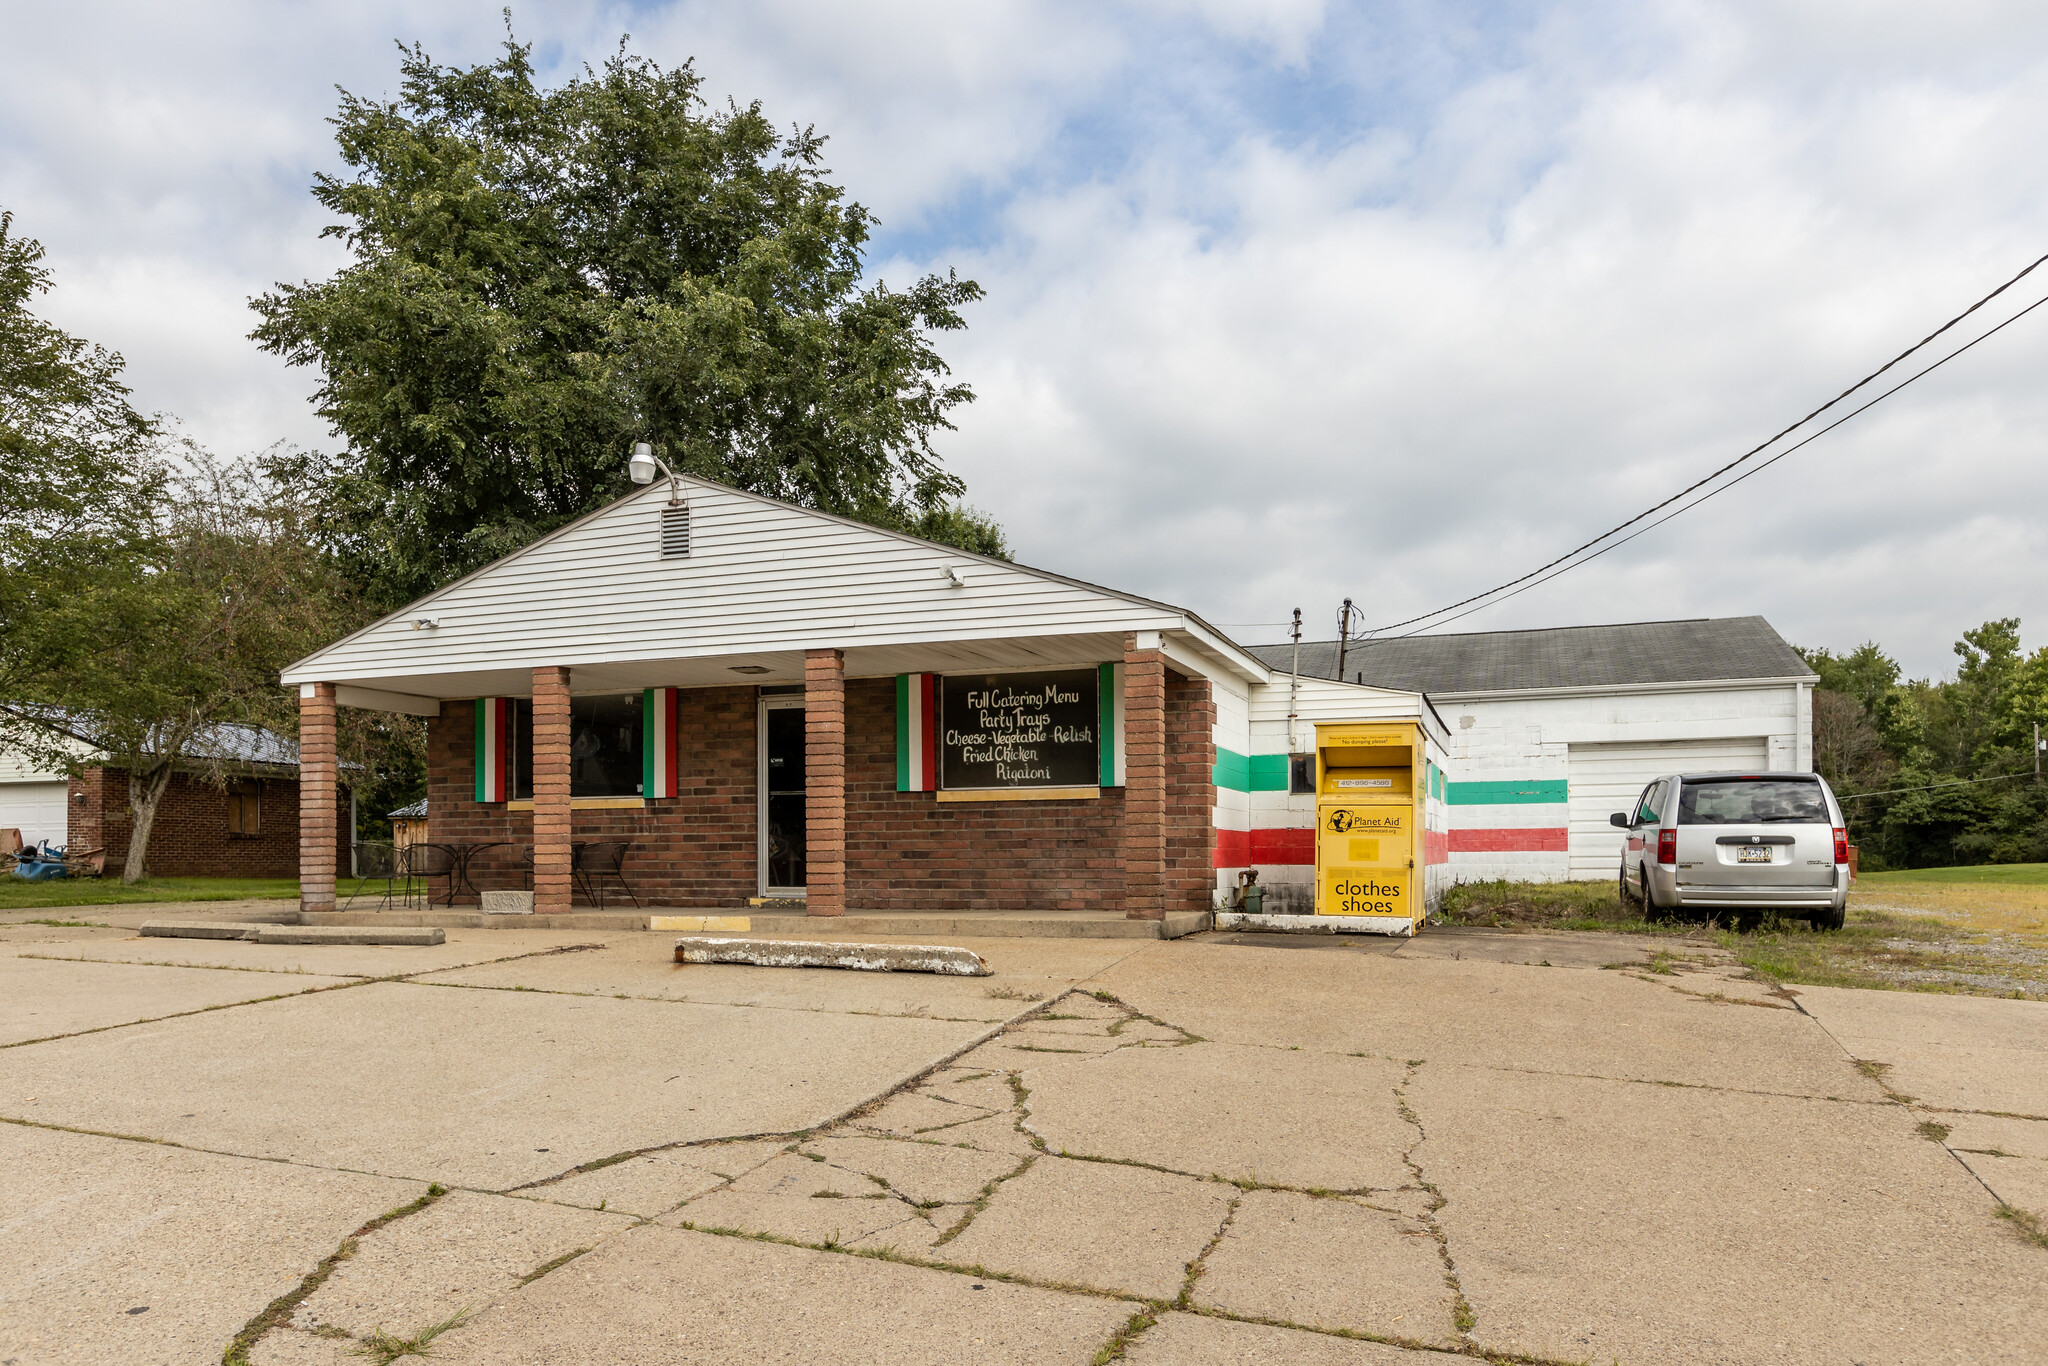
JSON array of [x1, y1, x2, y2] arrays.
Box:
[[1657, 829, 1677, 865], [1833, 827, 1848, 865]]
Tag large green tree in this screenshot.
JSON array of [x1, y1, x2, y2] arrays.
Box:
[[253, 35, 1002, 607]]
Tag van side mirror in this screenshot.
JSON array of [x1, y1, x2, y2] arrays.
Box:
[[1609, 812, 1630, 828]]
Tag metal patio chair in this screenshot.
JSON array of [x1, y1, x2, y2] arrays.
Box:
[[406, 841, 459, 907], [572, 841, 640, 911], [343, 842, 421, 912]]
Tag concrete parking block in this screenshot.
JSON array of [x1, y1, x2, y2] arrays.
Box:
[[1025, 1042, 1414, 1191], [1945, 1112, 2048, 1160], [1960, 1152, 2048, 1218], [1407, 1062, 2048, 1364], [294, 1189, 633, 1338], [0, 953, 356, 1045], [426, 1224, 1131, 1364], [1094, 945, 1861, 1097], [419, 932, 1146, 1022], [0, 981, 989, 1189], [1123, 1311, 1468, 1364], [534, 1138, 788, 1216], [0, 1123, 422, 1366], [1793, 984, 2048, 1115], [1194, 1190, 1457, 1346], [804, 1133, 1022, 1205], [936, 1155, 1234, 1299]]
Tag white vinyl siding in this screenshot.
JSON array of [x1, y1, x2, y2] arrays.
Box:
[[1566, 738, 1769, 879], [287, 480, 1217, 689]]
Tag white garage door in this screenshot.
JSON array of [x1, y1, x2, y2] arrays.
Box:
[[0, 780, 71, 850], [1566, 739, 1770, 879]]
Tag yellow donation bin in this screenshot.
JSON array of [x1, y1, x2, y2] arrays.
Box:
[[1313, 721, 1424, 928]]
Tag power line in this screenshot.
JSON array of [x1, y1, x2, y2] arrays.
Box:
[[1367, 249, 2048, 637], [1399, 287, 2048, 637], [1839, 771, 2027, 801]]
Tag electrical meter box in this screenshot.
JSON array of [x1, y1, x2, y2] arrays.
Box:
[[1314, 721, 1424, 928]]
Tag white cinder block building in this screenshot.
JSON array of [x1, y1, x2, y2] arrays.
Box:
[[1246, 617, 1816, 885]]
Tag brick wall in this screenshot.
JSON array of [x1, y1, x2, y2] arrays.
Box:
[[69, 766, 349, 879], [426, 690, 760, 906], [1165, 673, 1217, 911], [421, 675, 1217, 913]]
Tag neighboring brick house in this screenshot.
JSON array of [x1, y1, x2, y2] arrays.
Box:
[[4, 725, 352, 879], [280, 474, 1448, 928]]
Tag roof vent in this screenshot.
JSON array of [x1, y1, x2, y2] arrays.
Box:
[[660, 503, 691, 559]]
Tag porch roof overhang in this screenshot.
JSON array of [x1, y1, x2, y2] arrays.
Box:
[[308, 622, 1269, 716]]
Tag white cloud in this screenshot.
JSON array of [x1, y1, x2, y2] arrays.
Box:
[[4, 0, 2046, 676]]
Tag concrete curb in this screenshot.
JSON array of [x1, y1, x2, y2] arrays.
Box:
[[673, 937, 991, 976], [1214, 911, 1418, 937]]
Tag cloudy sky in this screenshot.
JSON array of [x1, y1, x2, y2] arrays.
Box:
[[6, 1, 2046, 677]]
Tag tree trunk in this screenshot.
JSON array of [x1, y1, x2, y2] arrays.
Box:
[[122, 764, 175, 884]]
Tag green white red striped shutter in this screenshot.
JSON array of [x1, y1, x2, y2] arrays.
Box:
[[896, 673, 937, 791]]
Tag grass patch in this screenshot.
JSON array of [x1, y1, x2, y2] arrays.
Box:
[[355, 1306, 472, 1362], [1441, 878, 2047, 1000], [1994, 1202, 2048, 1250], [0, 876, 297, 911], [19, 917, 111, 928], [1861, 863, 2048, 887], [1439, 879, 1672, 933], [1728, 908, 2048, 999]]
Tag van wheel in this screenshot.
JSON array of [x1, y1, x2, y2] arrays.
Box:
[[1810, 906, 1846, 932]]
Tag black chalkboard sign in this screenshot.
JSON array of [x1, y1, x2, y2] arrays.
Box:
[[939, 669, 1100, 790]]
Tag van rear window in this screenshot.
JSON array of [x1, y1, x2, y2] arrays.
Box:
[[1677, 779, 1828, 825]]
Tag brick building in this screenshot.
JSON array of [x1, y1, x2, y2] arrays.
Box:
[[282, 475, 1449, 928]]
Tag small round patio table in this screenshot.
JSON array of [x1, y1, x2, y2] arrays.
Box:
[[420, 841, 508, 906]]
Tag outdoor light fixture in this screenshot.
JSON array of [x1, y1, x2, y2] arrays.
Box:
[[411, 618, 440, 631], [628, 441, 682, 503], [943, 565, 968, 588], [728, 665, 772, 675]]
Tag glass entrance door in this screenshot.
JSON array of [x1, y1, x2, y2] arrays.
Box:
[[760, 698, 806, 894]]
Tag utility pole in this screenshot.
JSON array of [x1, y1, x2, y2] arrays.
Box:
[[1336, 598, 1356, 682], [1287, 608, 1302, 754], [2036, 720, 2041, 785]]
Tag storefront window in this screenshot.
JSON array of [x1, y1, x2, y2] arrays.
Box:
[[503, 694, 646, 799], [572, 694, 645, 797]]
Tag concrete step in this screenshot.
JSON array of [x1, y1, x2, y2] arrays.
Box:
[[297, 908, 1213, 940]]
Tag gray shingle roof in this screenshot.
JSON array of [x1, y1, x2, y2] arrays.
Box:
[[1243, 616, 1814, 694]]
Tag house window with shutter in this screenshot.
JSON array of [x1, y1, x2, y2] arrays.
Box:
[[227, 780, 262, 837]]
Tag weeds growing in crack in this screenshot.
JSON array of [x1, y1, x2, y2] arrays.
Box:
[[1091, 1310, 1159, 1364], [930, 1152, 1037, 1246], [1995, 1203, 2048, 1250], [1176, 1197, 1240, 1310], [1916, 1119, 1954, 1144], [985, 986, 1045, 1001], [1391, 1063, 1477, 1343], [219, 1184, 449, 1366], [354, 1306, 473, 1362]]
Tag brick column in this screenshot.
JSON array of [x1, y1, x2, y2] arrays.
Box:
[[1122, 635, 1167, 919], [805, 649, 847, 916], [532, 667, 573, 914], [298, 682, 338, 914]]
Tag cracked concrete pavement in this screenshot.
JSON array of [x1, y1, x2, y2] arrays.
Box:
[[0, 911, 2044, 1365]]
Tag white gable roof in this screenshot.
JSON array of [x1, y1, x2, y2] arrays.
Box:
[[284, 477, 1268, 699]]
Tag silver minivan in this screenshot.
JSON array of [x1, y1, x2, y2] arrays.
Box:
[[1611, 771, 1850, 929]]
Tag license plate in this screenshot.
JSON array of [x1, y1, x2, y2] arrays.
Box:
[[1736, 846, 1774, 864]]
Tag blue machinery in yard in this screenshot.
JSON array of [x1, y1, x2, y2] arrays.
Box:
[[9, 840, 81, 881]]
